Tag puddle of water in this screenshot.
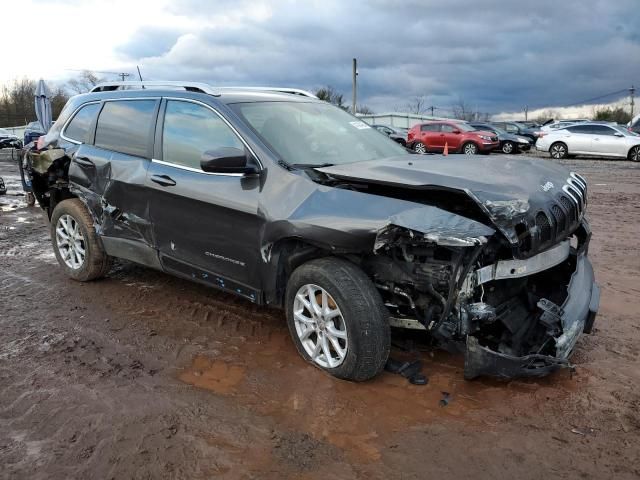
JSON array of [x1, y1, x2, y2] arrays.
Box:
[[180, 330, 579, 464], [180, 356, 246, 394]]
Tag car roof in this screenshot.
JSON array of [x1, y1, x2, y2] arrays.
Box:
[[68, 87, 321, 107]]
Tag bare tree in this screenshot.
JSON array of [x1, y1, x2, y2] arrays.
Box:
[[356, 105, 374, 115], [66, 70, 102, 94], [405, 96, 427, 114], [314, 86, 347, 110], [452, 97, 475, 121], [0, 78, 37, 126]]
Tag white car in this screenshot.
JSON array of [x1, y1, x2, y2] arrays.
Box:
[[539, 120, 589, 133], [536, 123, 640, 161]]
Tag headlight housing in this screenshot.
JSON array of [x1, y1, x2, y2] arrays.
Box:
[[479, 135, 492, 141]]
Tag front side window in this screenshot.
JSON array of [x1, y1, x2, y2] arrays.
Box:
[[590, 125, 616, 136], [64, 103, 101, 143], [95, 100, 157, 157], [441, 124, 456, 133], [162, 100, 245, 170]]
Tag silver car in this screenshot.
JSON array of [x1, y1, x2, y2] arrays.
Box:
[[536, 123, 640, 161]]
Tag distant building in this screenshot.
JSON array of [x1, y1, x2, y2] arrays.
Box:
[[357, 112, 450, 129]]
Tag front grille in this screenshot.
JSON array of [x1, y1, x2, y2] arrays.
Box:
[[515, 171, 587, 257], [535, 212, 552, 243], [550, 204, 566, 234]]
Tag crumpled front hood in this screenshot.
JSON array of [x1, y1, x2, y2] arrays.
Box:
[[318, 154, 577, 245]]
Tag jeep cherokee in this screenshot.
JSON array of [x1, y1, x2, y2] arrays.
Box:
[[24, 81, 599, 381]]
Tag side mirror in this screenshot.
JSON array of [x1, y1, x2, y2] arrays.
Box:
[[200, 147, 259, 175], [452, 129, 461, 134], [614, 132, 624, 137]]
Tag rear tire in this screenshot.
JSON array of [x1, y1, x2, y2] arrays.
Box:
[[629, 145, 640, 162], [413, 142, 427, 154], [50, 198, 112, 281], [550, 142, 568, 159], [285, 257, 390, 381]]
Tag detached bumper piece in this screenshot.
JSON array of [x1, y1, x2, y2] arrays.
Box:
[[464, 253, 599, 380]]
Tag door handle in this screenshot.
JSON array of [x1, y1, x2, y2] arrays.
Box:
[[150, 174, 176, 187], [74, 156, 94, 167]]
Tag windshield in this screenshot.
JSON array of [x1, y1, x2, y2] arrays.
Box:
[[455, 123, 475, 132], [230, 101, 407, 166], [613, 125, 639, 136]]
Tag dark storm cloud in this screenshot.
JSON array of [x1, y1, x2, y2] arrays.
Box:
[[116, 0, 640, 113]]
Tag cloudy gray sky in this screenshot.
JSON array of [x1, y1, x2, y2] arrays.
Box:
[[5, 0, 640, 116]]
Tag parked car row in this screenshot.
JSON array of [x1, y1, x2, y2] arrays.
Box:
[[373, 119, 542, 156]]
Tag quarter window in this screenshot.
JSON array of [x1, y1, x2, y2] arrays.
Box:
[[64, 103, 101, 143], [162, 100, 245, 170], [94, 100, 157, 157]]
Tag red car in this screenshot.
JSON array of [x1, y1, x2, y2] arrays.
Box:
[[407, 121, 499, 155]]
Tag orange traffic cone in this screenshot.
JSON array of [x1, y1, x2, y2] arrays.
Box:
[[443, 142, 449, 156]]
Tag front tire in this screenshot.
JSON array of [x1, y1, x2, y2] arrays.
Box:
[[501, 141, 514, 154], [50, 198, 112, 281], [462, 142, 479, 155], [629, 145, 640, 162], [550, 142, 568, 159], [285, 257, 390, 381], [413, 141, 427, 154]]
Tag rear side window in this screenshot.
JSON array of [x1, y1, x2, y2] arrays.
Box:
[[64, 103, 100, 143], [95, 100, 157, 157], [162, 100, 244, 170], [421, 124, 440, 132]]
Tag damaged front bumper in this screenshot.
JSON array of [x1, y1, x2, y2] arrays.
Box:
[[464, 252, 600, 379]]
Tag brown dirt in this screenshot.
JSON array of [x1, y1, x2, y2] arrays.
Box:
[[1, 150, 639, 479]]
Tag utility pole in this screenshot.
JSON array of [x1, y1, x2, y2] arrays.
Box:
[[118, 72, 130, 82], [352, 58, 358, 115], [630, 85, 635, 119], [429, 105, 435, 116], [524, 105, 529, 122]]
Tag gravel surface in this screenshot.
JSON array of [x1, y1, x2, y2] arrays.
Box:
[[1, 149, 639, 479]]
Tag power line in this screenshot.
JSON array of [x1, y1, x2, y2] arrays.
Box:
[[561, 88, 629, 108]]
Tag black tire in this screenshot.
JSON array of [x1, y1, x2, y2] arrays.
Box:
[[549, 142, 568, 159], [50, 198, 112, 281], [413, 141, 427, 154], [285, 257, 390, 381], [462, 142, 479, 155], [501, 141, 515, 154], [628, 145, 640, 162]]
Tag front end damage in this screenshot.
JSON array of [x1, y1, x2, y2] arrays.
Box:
[[366, 210, 599, 380]]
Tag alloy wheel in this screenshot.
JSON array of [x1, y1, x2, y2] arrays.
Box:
[[631, 146, 640, 162], [502, 142, 514, 154], [55, 214, 86, 269], [292, 284, 348, 369], [464, 143, 478, 155], [550, 143, 566, 159], [414, 142, 427, 154]]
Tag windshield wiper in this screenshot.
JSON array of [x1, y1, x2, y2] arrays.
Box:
[[289, 162, 335, 169]]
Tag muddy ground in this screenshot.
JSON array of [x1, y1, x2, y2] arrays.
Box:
[[1, 149, 639, 479]]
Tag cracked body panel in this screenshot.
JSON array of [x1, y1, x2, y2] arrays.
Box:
[[23, 88, 599, 379]]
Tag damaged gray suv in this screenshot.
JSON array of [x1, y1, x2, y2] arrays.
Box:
[[26, 81, 599, 381]]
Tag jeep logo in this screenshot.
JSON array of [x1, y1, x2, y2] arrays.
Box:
[[541, 181, 554, 192]]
